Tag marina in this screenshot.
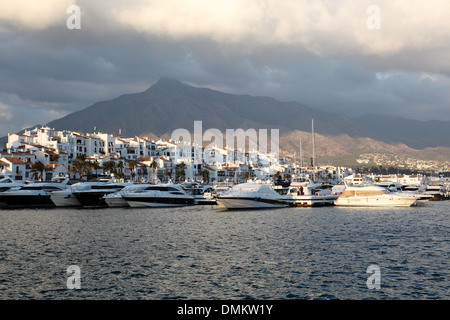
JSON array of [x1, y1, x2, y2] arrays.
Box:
[[0, 173, 448, 210], [2, 0, 450, 305]]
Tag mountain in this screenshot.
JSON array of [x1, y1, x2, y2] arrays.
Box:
[[46, 77, 372, 139], [2, 77, 450, 166], [353, 114, 450, 149]]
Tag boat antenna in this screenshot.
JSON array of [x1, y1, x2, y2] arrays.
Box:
[[311, 118, 316, 182], [299, 137, 303, 173], [312, 118, 316, 169]]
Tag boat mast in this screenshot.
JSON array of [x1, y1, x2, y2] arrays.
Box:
[[299, 137, 303, 173], [312, 118, 316, 167], [311, 118, 316, 181]]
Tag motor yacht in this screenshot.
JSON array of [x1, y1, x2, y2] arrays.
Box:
[[72, 182, 133, 208], [51, 180, 112, 207], [103, 184, 153, 207], [0, 177, 69, 209], [334, 182, 418, 207], [0, 176, 24, 193], [377, 182, 433, 206], [0, 176, 26, 208], [286, 178, 338, 207], [216, 182, 289, 210], [182, 183, 217, 205], [122, 184, 195, 208]]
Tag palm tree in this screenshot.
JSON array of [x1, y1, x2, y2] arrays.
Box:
[[103, 160, 116, 176], [92, 160, 101, 177], [201, 169, 210, 184], [150, 160, 158, 183], [176, 161, 186, 182], [117, 160, 124, 175], [128, 160, 137, 181], [31, 161, 45, 181], [50, 154, 59, 164], [69, 158, 90, 181], [140, 163, 148, 181]]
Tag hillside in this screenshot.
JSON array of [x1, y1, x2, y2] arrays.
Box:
[[2, 77, 450, 166], [46, 77, 372, 139]]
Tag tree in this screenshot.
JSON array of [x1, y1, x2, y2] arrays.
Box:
[[91, 160, 101, 177], [31, 161, 45, 181], [176, 161, 186, 182], [242, 171, 250, 182], [103, 160, 116, 175], [201, 169, 210, 184], [128, 160, 137, 181], [69, 156, 90, 181], [140, 163, 148, 181], [150, 160, 158, 182], [50, 154, 59, 164], [117, 161, 124, 175]]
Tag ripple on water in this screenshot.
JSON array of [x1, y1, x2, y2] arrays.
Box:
[[0, 202, 449, 299]]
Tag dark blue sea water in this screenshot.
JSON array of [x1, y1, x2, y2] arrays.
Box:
[[0, 202, 449, 300]]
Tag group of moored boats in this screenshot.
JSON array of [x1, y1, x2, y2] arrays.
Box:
[[0, 174, 448, 210], [0, 176, 216, 209]]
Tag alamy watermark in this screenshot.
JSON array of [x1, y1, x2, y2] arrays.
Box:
[[67, 265, 81, 289], [171, 121, 280, 161], [367, 5, 381, 30], [66, 5, 81, 30], [366, 264, 381, 290]]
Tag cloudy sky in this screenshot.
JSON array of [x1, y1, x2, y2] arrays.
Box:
[[1, 0, 450, 137]]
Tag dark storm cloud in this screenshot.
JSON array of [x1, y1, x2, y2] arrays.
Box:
[[0, 0, 450, 137]]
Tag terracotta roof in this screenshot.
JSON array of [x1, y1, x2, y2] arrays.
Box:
[[0, 157, 28, 165]]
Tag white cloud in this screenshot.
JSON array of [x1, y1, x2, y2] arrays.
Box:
[[0, 0, 74, 30], [109, 0, 450, 58], [0, 102, 12, 120]]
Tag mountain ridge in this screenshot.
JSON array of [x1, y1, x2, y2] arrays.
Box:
[[1, 77, 450, 165]]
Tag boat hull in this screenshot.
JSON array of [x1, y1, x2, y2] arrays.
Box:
[[288, 195, 337, 207], [104, 197, 129, 207], [123, 196, 195, 208], [216, 197, 288, 210], [0, 193, 55, 208], [73, 191, 116, 208], [50, 191, 82, 207], [334, 196, 417, 207]]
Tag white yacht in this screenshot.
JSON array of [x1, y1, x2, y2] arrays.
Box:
[[216, 182, 289, 210], [334, 182, 418, 207], [103, 184, 152, 207], [424, 183, 447, 201], [182, 183, 217, 205], [377, 182, 433, 206], [72, 181, 133, 208], [50, 180, 112, 207], [0, 178, 69, 209], [0, 176, 25, 208], [0, 175, 24, 193], [286, 178, 338, 207], [122, 184, 195, 208]]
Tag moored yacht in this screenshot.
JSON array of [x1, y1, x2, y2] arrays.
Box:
[[424, 183, 448, 201], [122, 184, 195, 207], [72, 182, 133, 208], [0, 176, 24, 192], [103, 184, 153, 207], [334, 183, 418, 207], [216, 182, 289, 210], [286, 177, 338, 207], [377, 182, 433, 206], [182, 183, 217, 205], [0, 176, 26, 208], [50, 180, 112, 207], [0, 178, 69, 209]]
